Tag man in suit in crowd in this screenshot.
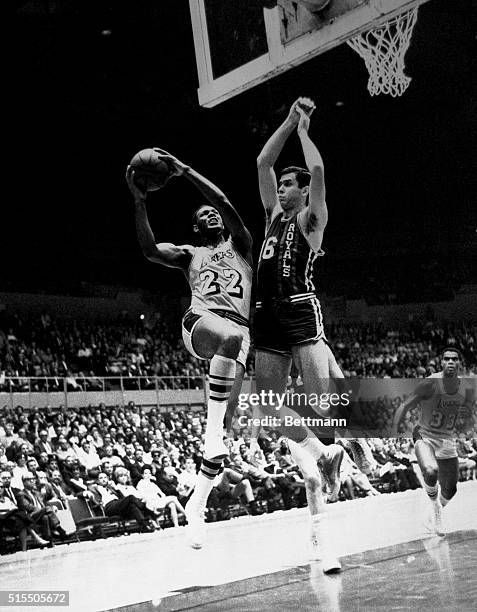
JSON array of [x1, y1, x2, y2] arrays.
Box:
[[15, 472, 66, 541]]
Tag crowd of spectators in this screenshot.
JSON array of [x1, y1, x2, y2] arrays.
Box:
[[1, 311, 476, 392], [0, 311, 476, 553], [0, 311, 208, 392], [1, 399, 476, 553]]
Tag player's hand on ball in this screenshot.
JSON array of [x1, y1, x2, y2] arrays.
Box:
[[287, 96, 316, 125], [125, 166, 147, 202], [152, 147, 188, 176]]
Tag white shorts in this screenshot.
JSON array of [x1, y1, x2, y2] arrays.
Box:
[[418, 433, 458, 460], [182, 307, 250, 370]]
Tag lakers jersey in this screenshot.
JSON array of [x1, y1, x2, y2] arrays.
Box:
[[257, 210, 323, 300], [187, 238, 251, 324], [419, 374, 468, 439]]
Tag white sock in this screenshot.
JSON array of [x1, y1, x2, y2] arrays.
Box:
[[311, 513, 326, 533], [423, 482, 439, 502], [439, 493, 451, 508], [206, 355, 236, 438], [189, 458, 222, 510]]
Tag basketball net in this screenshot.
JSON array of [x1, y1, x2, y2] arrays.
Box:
[[346, 7, 418, 97]]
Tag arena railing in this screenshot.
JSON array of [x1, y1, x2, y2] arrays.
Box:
[[0, 376, 210, 410]]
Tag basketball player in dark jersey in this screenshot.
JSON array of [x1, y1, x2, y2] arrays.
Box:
[[250, 98, 342, 572]]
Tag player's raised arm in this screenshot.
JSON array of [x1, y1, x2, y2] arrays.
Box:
[[153, 149, 252, 265], [257, 99, 301, 223], [295, 102, 328, 252], [126, 166, 194, 269]]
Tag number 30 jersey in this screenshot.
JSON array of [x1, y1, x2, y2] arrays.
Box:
[[186, 238, 252, 325]]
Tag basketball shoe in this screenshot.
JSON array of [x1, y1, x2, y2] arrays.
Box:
[[320, 444, 344, 502], [310, 515, 342, 573], [185, 501, 207, 549], [424, 500, 444, 536], [348, 439, 375, 475]]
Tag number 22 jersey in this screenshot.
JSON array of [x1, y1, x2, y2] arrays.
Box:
[[186, 238, 252, 326]]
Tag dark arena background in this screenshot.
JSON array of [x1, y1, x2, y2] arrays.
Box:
[[3, 1, 476, 611]]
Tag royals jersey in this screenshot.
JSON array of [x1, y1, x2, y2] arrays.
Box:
[[187, 238, 251, 324], [257, 210, 323, 300], [418, 374, 469, 439]]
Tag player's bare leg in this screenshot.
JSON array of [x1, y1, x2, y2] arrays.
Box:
[[224, 362, 246, 434], [185, 315, 243, 548], [415, 440, 444, 535], [325, 343, 375, 476], [255, 349, 340, 572], [292, 341, 344, 502]]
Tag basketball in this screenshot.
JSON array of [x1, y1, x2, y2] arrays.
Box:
[[129, 148, 173, 192]]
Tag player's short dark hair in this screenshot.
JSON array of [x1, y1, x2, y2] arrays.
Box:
[[441, 346, 463, 360], [280, 166, 311, 188]]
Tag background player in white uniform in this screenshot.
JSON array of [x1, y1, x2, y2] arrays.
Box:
[[393, 348, 475, 535], [126, 149, 252, 548], [251, 98, 342, 572]]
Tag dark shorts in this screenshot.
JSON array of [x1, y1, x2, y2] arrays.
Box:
[[254, 294, 325, 355]]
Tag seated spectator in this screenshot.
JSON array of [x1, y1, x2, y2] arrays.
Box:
[[15, 472, 66, 542], [457, 434, 477, 481], [1, 469, 19, 500], [126, 449, 151, 486], [210, 464, 262, 516], [0, 424, 17, 451], [63, 464, 94, 501], [13, 428, 35, 455], [73, 440, 101, 479], [177, 457, 197, 502], [37, 452, 50, 473], [136, 466, 186, 527], [26, 457, 40, 484], [34, 429, 54, 457], [100, 444, 124, 469], [89, 472, 154, 532], [11, 453, 29, 489], [155, 456, 180, 497], [89, 426, 104, 451], [48, 470, 75, 504], [263, 451, 300, 510], [0, 444, 7, 468], [0, 482, 49, 550], [338, 448, 380, 500]]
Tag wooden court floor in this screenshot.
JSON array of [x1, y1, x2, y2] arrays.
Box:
[[1, 481, 476, 612]]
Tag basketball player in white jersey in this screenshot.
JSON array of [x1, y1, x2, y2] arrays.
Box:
[[250, 98, 343, 572], [393, 348, 475, 535], [126, 149, 252, 548]]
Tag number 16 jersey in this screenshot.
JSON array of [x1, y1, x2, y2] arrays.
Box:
[[186, 238, 252, 325]]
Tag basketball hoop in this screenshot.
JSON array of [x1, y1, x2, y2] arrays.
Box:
[[346, 7, 419, 97]]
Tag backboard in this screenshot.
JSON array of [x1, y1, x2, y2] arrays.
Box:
[[189, 0, 431, 107]]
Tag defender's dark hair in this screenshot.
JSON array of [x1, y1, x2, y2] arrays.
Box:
[[441, 346, 463, 361], [280, 166, 311, 189]]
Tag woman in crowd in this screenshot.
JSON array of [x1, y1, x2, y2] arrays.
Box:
[[136, 466, 186, 528]]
